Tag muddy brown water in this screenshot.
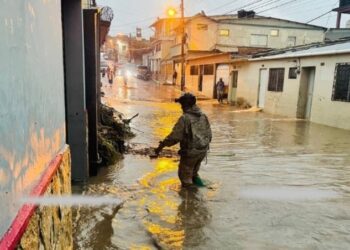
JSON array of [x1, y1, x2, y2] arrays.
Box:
[[73, 77, 350, 249]]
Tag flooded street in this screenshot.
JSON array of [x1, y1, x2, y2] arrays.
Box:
[[73, 76, 350, 250]]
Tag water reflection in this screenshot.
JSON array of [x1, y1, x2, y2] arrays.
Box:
[[176, 188, 211, 249], [73, 78, 350, 249]]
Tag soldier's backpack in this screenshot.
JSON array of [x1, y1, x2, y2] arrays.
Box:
[[184, 113, 212, 151]]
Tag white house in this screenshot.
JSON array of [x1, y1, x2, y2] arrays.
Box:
[[234, 40, 350, 130], [179, 12, 326, 99]]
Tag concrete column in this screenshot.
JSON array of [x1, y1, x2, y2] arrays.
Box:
[[61, 0, 89, 181], [83, 9, 99, 176]]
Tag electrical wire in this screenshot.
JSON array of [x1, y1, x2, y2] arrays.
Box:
[[207, 0, 240, 13], [257, 0, 299, 14], [224, 0, 266, 14], [306, 10, 333, 23]]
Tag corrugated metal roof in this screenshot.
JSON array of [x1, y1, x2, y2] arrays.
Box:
[[250, 41, 350, 61]]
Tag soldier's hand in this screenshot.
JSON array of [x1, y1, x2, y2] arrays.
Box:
[[154, 146, 162, 156]]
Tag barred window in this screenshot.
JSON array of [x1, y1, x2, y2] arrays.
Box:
[[289, 67, 297, 79], [203, 64, 214, 75], [332, 63, 350, 102], [268, 68, 285, 92], [190, 65, 199, 75]]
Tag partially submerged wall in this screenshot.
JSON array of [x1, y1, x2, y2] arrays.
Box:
[[17, 149, 72, 250]]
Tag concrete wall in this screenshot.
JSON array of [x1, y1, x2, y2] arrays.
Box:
[[0, 1, 66, 238], [235, 54, 350, 130], [304, 54, 350, 130], [187, 16, 217, 51], [185, 54, 231, 98], [218, 23, 325, 49]]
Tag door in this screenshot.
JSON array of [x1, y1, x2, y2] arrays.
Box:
[[216, 64, 230, 98], [297, 67, 315, 119], [230, 71, 238, 103], [258, 69, 268, 108], [198, 65, 204, 91]]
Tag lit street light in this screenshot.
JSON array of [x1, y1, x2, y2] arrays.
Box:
[[167, 8, 177, 17]]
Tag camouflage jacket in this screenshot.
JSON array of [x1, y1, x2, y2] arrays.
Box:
[[161, 105, 212, 156]]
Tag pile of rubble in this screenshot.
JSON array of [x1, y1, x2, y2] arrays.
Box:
[[98, 104, 136, 166]]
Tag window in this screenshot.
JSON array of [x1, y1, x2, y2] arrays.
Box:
[[203, 64, 214, 75], [268, 68, 285, 92], [190, 65, 199, 75], [289, 67, 298, 79], [197, 24, 208, 30], [219, 29, 230, 36], [332, 63, 350, 102], [250, 34, 268, 47], [287, 36, 296, 47], [122, 45, 127, 52], [270, 29, 279, 37]]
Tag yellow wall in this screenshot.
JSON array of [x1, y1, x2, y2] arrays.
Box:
[[187, 16, 217, 51]]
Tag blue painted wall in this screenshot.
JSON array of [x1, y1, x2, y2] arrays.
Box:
[[0, 0, 66, 237]]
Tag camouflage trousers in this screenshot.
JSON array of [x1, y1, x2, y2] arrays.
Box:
[[178, 152, 207, 187]]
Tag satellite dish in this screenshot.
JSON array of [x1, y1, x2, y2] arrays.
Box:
[[101, 7, 114, 22]]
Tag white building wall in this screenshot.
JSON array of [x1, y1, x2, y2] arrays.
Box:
[[218, 23, 325, 49], [303, 54, 350, 130], [235, 54, 350, 130], [202, 75, 215, 97]]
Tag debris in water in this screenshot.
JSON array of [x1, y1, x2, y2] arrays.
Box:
[[98, 104, 136, 166], [128, 147, 178, 158]]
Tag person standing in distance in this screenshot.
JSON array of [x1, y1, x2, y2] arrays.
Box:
[[153, 93, 212, 187], [216, 78, 225, 103], [173, 70, 178, 85]]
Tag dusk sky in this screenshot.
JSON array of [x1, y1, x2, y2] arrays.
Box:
[[96, 0, 350, 38]]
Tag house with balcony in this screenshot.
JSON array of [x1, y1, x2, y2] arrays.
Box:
[[149, 18, 183, 82]]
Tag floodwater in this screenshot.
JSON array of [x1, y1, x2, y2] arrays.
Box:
[[73, 76, 350, 249]]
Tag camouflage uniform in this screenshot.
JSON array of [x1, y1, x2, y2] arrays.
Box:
[[159, 105, 212, 186]]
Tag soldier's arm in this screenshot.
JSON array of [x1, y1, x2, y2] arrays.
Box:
[[161, 116, 186, 147]]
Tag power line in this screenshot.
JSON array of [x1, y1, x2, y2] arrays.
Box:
[[224, 0, 266, 14], [277, 0, 337, 16], [306, 10, 333, 23], [252, 0, 282, 11], [207, 0, 240, 13], [109, 16, 158, 29], [258, 0, 299, 14]]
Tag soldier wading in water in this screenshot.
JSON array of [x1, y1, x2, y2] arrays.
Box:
[[153, 93, 212, 187]]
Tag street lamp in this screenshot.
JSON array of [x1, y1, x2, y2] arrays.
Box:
[[180, 0, 185, 92], [167, 8, 177, 17]]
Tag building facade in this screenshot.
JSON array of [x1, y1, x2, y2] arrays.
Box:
[[235, 41, 350, 130], [150, 11, 326, 96], [0, 1, 73, 248]]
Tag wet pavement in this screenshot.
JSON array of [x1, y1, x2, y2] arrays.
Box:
[[73, 75, 350, 249]]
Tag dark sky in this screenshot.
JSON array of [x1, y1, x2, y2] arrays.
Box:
[[97, 0, 350, 38]]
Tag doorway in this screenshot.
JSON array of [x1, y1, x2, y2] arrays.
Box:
[[216, 64, 230, 99], [297, 67, 316, 119], [230, 71, 238, 103], [258, 69, 268, 108], [198, 65, 203, 91]]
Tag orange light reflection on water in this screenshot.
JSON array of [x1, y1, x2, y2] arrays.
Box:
[[138, 158, 185, 249]]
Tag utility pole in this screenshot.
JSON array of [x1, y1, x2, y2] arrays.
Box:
[[333, 0, 350, 28], [180, 0, 185, 91]]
